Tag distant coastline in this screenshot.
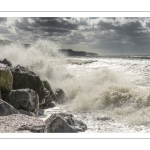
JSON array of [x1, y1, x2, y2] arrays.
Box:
[[59, 49, 99, 57]]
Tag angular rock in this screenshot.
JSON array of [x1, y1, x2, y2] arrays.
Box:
[[0, 63, 13, 92], [0, 90, 1, 99], [43, 80, 54, 96], [40, 89, 55, 109], [11, 65, 45, 105], [0, 58, 12, 67], [0, 99, 19, 116], [19, 109, 35, 116], [54, 88, 66, 103], [45, 113, 87, 133], [6, 89, 39, 114], [17, 124, 46, 133], [37, 109, 44, 116], [11, 65, 36, 75], [40, 80, 56, 109], [48, 102, 56, 107], [96, 116, 114, 121]]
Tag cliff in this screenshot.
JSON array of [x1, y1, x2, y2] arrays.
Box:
[[59, 49, 98, 57]]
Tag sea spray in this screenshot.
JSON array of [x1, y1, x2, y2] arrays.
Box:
[[0, 40, 70, 89], [1, 40, 150, 126]]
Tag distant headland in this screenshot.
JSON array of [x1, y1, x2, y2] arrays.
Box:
[[59, 49, 98, 57]]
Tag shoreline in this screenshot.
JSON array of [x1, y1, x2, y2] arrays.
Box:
[[39, 105, 150, 133]]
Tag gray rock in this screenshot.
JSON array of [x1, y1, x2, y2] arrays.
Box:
[[54, 88, 66, 103], [0, 90, 1, 99], [6, 88, 39, 114], [0, 99, 19, 116], [0, 58, 12, 67], [96, 116, 113, 121], [40, 80, 56, 109], [17, 124, 46, 133], [48, 102, 56, 107], [0, 63, 13, 92], [11, 65, 45, 105], [38, 109, 44, 116], [19, 109, 35, 116], [43, 80, 54, 96], [40, 89, 53, 109], [45, 113, 87, 133], [11, 65, 36, 75]]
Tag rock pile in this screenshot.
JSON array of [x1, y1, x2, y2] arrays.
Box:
[[0, 58, 87, 133]]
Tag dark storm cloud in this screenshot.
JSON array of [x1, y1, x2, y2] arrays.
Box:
[[0, 27, 10, 34], [38, 17, 60, 20], [97, 20, 148, 43], [2, 17, 150, 55], [0, 17, 7, 22], [42, 27, 70, 33], [14, 17, 78, 37], [98, 20, 143, 32], [35, 18, 78, 30], [145, 21, 150, 28], [14, 18, 36, 31], [84, 18, 150, 55]]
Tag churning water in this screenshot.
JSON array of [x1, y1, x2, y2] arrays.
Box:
[[1, 40, 150, 132]]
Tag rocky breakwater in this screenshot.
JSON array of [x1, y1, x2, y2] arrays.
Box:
[[0, 58, 87, 133]]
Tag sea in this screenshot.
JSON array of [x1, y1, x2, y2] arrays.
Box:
[[1, 40, 150, 133]]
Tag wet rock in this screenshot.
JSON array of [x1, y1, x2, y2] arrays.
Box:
[[17, 124, 46, 133], [40, 89, 53, 109], [11, 65, 45, 105], [40, 80, 56, 109], [48, 102, 56, 107], [11, 65, 36, 75], [54, 88, 66, 103], [43, 80, 54, 96], [38, 109, 44, 116], [6, 89, 39, 114], [96, 116, 113, 121], [0, 63, 13, 92], [19, 109, 35, 116], [45, 113, 87, 133], [0, 99, 19, 116], [0, 90, 1, 99], [0, 58, 12, 67]]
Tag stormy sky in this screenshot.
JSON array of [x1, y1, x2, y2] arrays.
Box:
[[1, 17, 150, 55]]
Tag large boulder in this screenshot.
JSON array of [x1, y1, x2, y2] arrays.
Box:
[[11, 65, 45, 105], [5, 89, 39, 114], [40, 80, 56, 109], [40, 89, 56, 109], [45, 113, 87, 133], [11, 65, 36, 75], [19, 109, 35, 116], [43, 80, 54, 96], [0, 99, 19, 116], [54, 88, 66, 103], [0, 90, 1, 99], [0, 63, 13, 92], [0, 58, 12, 67]]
